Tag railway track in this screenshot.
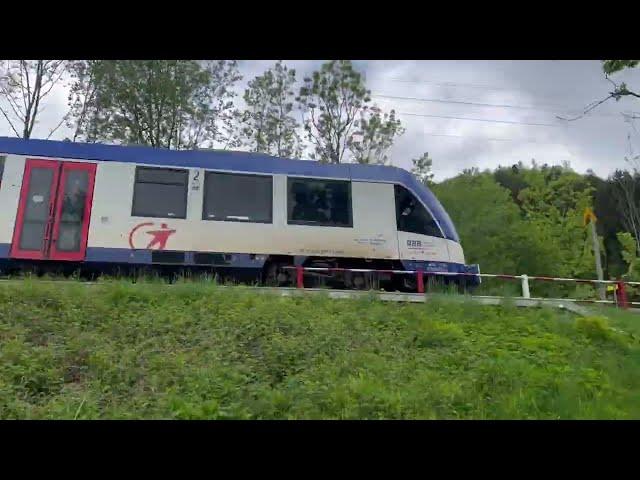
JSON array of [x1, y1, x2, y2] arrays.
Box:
[[0, 277, 611, 316]]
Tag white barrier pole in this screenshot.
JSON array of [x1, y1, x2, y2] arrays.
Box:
[[521, 274, 531, 299]]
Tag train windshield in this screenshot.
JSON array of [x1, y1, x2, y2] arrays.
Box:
[[394, 184, 443, 238]]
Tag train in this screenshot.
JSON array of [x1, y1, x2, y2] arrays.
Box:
[[0, 137, 479, 291]]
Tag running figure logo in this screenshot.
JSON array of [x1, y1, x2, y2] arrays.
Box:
[[129, 222, 177, 250]]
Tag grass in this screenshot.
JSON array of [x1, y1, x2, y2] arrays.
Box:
[[1, 278, 640, 419]]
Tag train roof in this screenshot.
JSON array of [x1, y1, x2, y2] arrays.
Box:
[[0, 136, 460, 242]]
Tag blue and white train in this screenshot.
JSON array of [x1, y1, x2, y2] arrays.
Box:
[[0, 137, 479, 291]]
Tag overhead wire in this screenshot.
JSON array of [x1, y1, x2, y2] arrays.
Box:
[[397, 111, 557, 127]]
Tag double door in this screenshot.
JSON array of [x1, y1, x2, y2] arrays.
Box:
[[10, 159, 96, 261]]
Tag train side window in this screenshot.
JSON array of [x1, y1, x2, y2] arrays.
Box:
[[287, 177, 352, 227], [202, 172, 273, 223], [0, 156, 5, 186], [132, 166, 188, 219], [394, 184, 443, 238]]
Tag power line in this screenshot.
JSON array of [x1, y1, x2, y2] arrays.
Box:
[[418, 131, 567, 145], [385, 77, 572, 103], [372, 93, 636, 119], [397, 111, 558, 127], [373, 93, 562, 113], [387, 77, 529, 92]]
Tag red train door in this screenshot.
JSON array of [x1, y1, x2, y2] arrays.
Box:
[[10, 159, 97, 261]]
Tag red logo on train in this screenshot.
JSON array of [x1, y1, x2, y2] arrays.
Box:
[[128, 222, 176, 250]]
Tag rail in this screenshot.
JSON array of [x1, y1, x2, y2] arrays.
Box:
[[284, 266, 640, 309]]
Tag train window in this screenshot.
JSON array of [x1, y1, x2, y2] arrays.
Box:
[[0, 156, 5, 185], [394, 184, 443, 238], [202, 172, 273, 223], [132, 166, 188, 219], [287, 177, 352, 227]]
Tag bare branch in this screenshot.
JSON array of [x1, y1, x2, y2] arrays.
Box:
[[46, 113, 69, 140], [39, 63, 67, 100], [618, 87, 640, 99], [0, 104, 21, 137], [605, 74, 619, 91], [557, 94, 616, 121], [558, 70, 640, 122], [0, 82, 25, 121]]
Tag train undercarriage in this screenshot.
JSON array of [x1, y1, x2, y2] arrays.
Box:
[[0, 255, 474, 294]]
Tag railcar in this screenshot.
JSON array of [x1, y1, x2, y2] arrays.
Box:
[[0, 137, 479, 291]]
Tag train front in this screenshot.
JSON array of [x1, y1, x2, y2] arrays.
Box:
[[397, 169, 481, 289]]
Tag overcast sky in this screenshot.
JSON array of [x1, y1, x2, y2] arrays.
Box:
[[2, 60, 639, 182]]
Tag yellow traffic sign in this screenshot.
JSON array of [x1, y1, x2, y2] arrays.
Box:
[[583, 207, 597, 226]]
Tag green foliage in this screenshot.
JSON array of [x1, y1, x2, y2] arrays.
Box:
[[67, 60, 242, 150], [434, 171, 522, 273], [348, 106, 404, 165], [599, 60, 640, 107], [575, 316, 611, 341], [617, 232, 640, 283], [411, 152, 435, 186], [2, 280, 640, 419], [586, 171, 628, 278], [433, 170, 554, 277], [602, 60, 639, 76], [435, 162, 607, 298], [241, 61, 302, 158], [66, 60, 100, 142], [296, 60, 371, 163], [517, 166, 596, 279]]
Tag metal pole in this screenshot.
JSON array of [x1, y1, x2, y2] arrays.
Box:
[[521, 274, 531, 299], [296, 266, 304, 289], [618, 280, 629, 309], [416, 270, 425, 294], [590, 220, 606, 301]]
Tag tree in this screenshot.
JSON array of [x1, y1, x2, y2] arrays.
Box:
[[434, 164, 604, 298], [241, 61, 302, 158], [517, 166, 597, 280], [67, 60, 242, 149], [66, 60, 101, 142], [618, 231, 640, 282], [609, 165, 640, 255], [558, 60, 639, 121], [586, 171, 628, 278], [347, 106, 404, 165], [0, 60, 68, 139], [603, 60, 640, 104], [197, 60, 244, 150], [432, 170, 562, 288], [297, 60, 371, 163], [493, 162, 529, 206], [410, 152, 435, 185], [558, 60, 640, 272]]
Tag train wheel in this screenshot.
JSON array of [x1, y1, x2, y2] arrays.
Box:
[[344, 272, 368, 290], [263, 262, 292, 287]]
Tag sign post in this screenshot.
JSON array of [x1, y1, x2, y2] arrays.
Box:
[[584, 207, 605, 301]]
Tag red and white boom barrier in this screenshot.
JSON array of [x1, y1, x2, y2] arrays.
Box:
[[285, 266, 640, 309]]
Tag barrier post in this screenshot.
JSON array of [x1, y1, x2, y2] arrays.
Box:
[[617, 280, 629, 309], [521, 274, 531, 299], [296, 266, 304, 289], [416, 269, 425, 294]]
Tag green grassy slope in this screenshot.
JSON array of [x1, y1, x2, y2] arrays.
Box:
[[1, 279, 640, 419]]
